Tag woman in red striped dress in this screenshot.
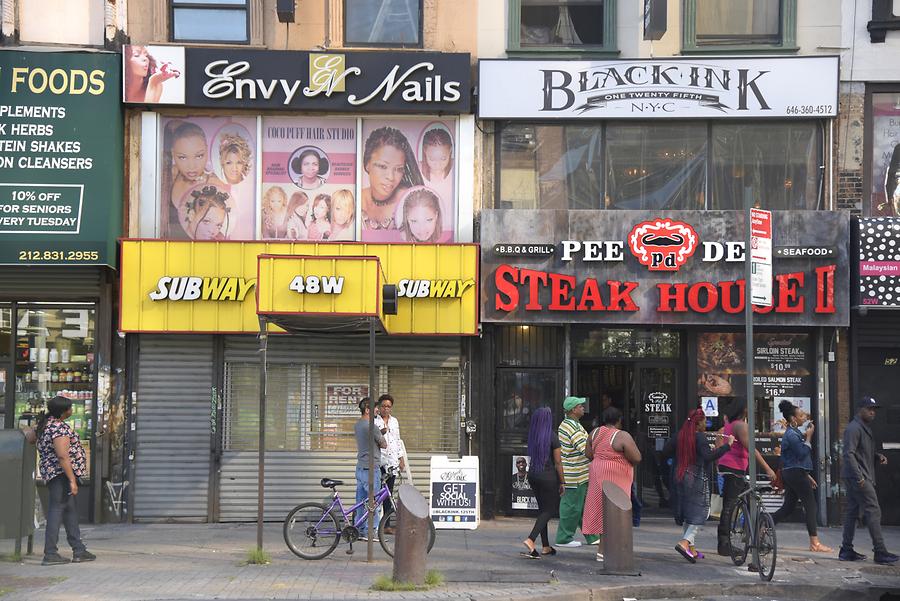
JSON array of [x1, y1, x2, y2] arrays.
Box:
[[583, 406, 642, 562]]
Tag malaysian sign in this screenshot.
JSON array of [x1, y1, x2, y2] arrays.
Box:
[[478, 57, 838, 120], [123, 46, 470, 113], [856, 217, 900, 307], [0, 51, 122, 265], [481, 210, 849, 326]]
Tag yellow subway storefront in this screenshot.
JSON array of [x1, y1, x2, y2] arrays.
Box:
[[119, 240, 478, 522]]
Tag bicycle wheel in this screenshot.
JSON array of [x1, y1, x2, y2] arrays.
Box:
[[378, 510, 437, 558], [728, 502, 751, 566], [283, 502, 341, 560], [756, 511, 777, 582]]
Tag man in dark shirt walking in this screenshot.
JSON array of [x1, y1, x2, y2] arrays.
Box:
[[839, 396, 898, 564]]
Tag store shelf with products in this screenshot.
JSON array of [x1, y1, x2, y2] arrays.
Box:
[[13, 307, 97, 480]]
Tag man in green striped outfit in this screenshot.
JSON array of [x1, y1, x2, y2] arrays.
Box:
[[555, 396, 598, 547]]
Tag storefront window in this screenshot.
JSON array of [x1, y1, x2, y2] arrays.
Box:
[[223, 362, 461, 454], [710, 122, 822, 210], [495, 120, 823, 211], [696, 332, 813, 455], [572, 328, 681, 359], [497, 370, 558, 431], [694, 0, 780, 45], [868, 91, 900, 216], [519, 0, 604, 47], [605, 122, 707, 210], [498, 124, 603, 210], [14, 307, 96, 478], [344, 0, 422, 47], [0, 306, 10, 427], [154, 114, 460, 242]]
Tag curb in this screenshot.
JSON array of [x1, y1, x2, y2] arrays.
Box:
[[477, 581, 900, 601]]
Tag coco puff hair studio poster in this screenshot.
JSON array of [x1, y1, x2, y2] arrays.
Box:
[[260, 117, 357, 242]]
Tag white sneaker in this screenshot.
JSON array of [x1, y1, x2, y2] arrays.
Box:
[[595, 552, 604, 562], [554, 541, 582, 548]]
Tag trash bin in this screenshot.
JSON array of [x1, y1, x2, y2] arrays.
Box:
[[0, 430, 37, 545]]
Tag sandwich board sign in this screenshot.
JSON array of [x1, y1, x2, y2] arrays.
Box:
[[429, 455, 479, 529]]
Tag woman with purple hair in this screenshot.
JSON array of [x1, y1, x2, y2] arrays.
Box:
[[521, 406, 564, 559]]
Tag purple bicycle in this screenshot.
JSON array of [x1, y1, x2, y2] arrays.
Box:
[[283, 474, 436, 560]]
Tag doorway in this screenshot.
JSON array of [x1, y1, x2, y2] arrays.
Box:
[[574, 361, 680, 511], [857, 347, 900, 526]]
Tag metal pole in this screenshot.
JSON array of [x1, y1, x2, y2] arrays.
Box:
[[257, 317, 268, 552], [743, 188, 758, 569], [367, 318, 376, 562]]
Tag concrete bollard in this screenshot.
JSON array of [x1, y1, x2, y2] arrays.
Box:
[[600, 481, 640, 576], [392, 484, 430, 585]]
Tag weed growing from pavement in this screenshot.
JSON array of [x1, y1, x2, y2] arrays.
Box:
[[371, 570, 444, 591], [243, 547, 271, 565], [0, 587, 13, 597], [0, 553, 21, 563]]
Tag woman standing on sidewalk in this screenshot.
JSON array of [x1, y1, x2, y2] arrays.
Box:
[[674, 408, 733, 563], [521, 407, 563, 559], [32, 396, 95, 565], [771, 400, 832, 553], [583, 406, 641, 562], [716, 400, 777, 556]]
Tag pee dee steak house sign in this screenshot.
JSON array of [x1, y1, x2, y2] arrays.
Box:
[[481, 210, 849, 326]]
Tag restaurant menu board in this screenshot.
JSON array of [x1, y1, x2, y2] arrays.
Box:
[[697, 332, 812, 450], [0, 52, 122, 265]]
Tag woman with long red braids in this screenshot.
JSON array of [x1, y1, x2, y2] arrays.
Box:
[[673, 408, 734, 563]]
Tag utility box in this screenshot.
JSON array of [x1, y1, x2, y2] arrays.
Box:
[[0, 430, 37, 541]]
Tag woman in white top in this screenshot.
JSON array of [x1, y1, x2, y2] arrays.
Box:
[[374, 394, 406, 524]]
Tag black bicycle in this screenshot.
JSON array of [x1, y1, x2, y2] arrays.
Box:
[[727, 478, 777, 582]]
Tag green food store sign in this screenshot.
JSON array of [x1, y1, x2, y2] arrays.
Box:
[[0, 51, 122, 266]]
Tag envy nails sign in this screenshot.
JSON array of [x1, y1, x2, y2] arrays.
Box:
[[124, 46, 470, 113], [481, 210, 849, 326]]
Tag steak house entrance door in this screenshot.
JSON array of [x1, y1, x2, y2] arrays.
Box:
[[575, 362, 679, 511]]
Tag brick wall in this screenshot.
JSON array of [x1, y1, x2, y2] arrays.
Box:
[[837, 82, 866, 214]]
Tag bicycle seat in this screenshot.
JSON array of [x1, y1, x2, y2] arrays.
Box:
[[320, 478, 344, 488]]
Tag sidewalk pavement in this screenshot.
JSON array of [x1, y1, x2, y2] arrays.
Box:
[[1, 516, 899, 601]]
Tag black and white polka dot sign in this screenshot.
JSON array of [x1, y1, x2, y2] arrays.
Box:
[[858, 218, 900, 307]]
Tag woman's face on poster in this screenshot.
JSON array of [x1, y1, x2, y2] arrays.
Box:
[[222, 150, 246, 185], [313, 199, 329, 220], [194, 206, 226, 240], [332, 198, 353, 226], [129, 46, 151, 78], [407, 204, 437, 242], [424, 144, 451, 178], [301, 154, 320, 180], [367, 145, 406, 201], [173, 135, 208, 182]]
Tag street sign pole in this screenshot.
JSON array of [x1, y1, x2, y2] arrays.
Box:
[[745, 200, 773, 571]]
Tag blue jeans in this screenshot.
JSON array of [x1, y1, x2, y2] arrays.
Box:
[[355, 465, 380, 535], [44, 475, 86, 557]]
